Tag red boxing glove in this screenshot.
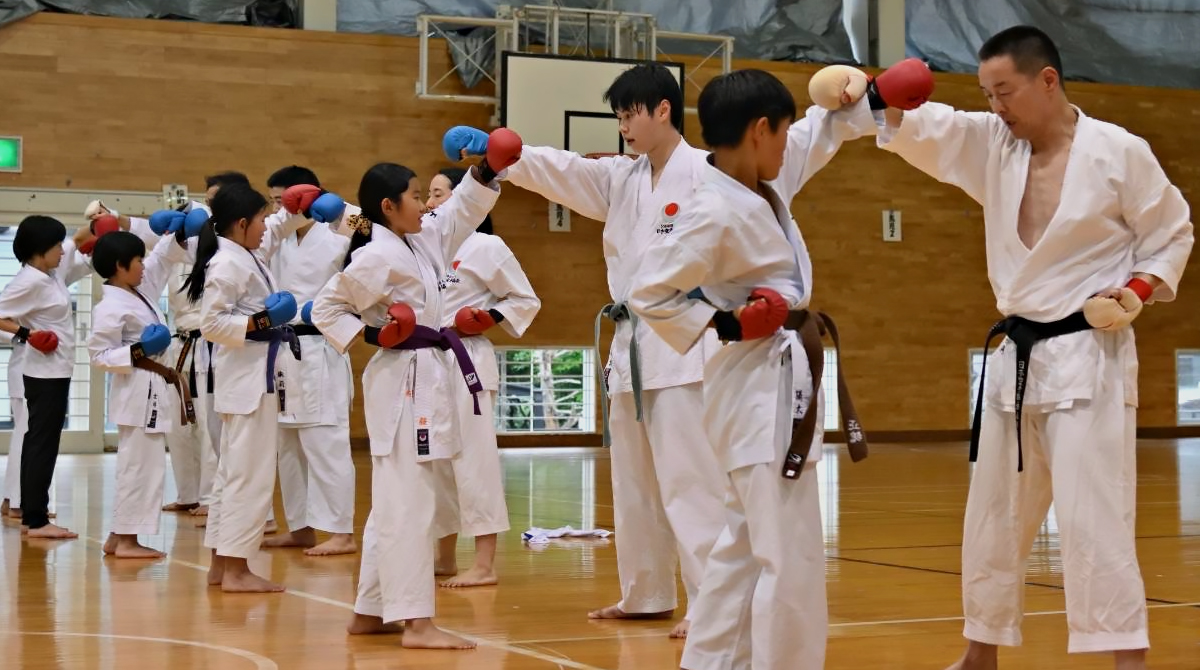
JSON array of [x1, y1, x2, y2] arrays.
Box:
[[485, 128, 523, 172], [739, 288, 789, 340], [282, 184, 322, 216], [454, 306, 496, 336], [1126, 277, 1153, 303], [873, 57, 935, 110], [90, 214, 121, 238], [28, 330, 58, 354], [377, 302, 417, 348]]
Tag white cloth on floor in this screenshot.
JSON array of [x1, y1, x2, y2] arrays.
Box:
[[522, 525, 613, 545]]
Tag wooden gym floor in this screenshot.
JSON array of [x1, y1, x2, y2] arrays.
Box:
[[1, 441, 1199, 669]]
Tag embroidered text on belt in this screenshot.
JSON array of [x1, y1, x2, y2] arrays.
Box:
[[132, 354, 196, 426], [594, 302, 642, 447], [382, 325, 485, 415], [174, 329, 202, 397], [969, 312, 1092, 472], [246, 325, 302, 394], [779, 310, 869, 480]]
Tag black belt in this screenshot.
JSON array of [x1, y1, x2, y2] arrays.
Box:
[[969, 312, 1092, 472], [291, 324, 322, 337]]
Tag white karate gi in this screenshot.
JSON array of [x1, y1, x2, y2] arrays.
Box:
[[2, 336, 24, 508], [88, 235, 189, 536], [200, 210, 307, 559], [630, 100, 880, 670], [432, 232, 540, 539], [267, 211, 357, 536], [877, 102, 1193, 653], [502, 139, 727, 617], [312, 175, 499, 624]]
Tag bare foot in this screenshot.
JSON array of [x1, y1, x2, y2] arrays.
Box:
[[8, 507, 22, 519], [346, 613, 404, 635], [26, 523, 78, 539], [261, 527, 317, 549], [103, 533, 118, 554], [190, 505, 209, 516], [304, 534, 357, 556], [944, 642, 998, 670], [440, 565, 498, 588], [434, 562, 459, 577], [669, 619, 690, 639], [263, 520, 278, 535], [0, 499, 8, 516], [587, 604, 674, 620], [207, 552, 224, 586], [110, 535, 165, 559], [401, 619, 476, 650], [195, 517, 207, 528], [222, 571, 286, 593], [162, 501, 199, 512]]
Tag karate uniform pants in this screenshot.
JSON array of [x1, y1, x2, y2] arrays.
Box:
[[354, 406, 440, 623], [20, 377, 70, 530], [112, 426, 166, 535], [204, 393, 279, 559], [3, 398, 26, 507], [433, 389, 509, 539], [276, 421, 355, 534], [608, 382, 726, 618], [164, 337, 206, 505], [680, 404, 828, 670], [963, 359, 1148, 653]]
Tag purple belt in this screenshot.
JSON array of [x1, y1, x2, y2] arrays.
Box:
[[393, 325, 483, 415], [245, 326, 301, 393]]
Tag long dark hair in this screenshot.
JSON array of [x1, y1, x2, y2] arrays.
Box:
[[437, 167, 492, 235], [13, 215, 67, 264], [343, 162, 418, 269], [183, 183, 268, 303]]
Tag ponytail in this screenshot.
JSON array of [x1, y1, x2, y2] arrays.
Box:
[[183, 218, 218, 303], [180, 182, 269, 303], [342, 226, 372, 269]]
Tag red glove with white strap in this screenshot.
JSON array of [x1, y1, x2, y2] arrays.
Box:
[[78, 214, 121, 255], [738, 288, 789, 340], [454, 306, 497, 336], [377, 303, 417, 348]]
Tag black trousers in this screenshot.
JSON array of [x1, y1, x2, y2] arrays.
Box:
[[20, 376, 70, 529]]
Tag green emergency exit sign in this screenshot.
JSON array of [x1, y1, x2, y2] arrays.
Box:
[[0, 137, 22, 172]]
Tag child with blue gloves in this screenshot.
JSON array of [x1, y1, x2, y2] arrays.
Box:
[[87, 226, 193, 559]]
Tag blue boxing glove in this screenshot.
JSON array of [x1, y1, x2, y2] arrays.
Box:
[[183, 208, 209, 239], [310, 193, 345, 224], [300, 300, 314, 325], [149, 210, 185, 235], [131, 323, 172, 360], [251, 291, 298, 331], [442, 125, 490, 162]]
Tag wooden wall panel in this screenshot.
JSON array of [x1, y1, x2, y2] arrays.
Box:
[[1, 14, 1197, 441]]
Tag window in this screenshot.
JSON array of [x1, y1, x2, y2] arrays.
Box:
[[1176, 350, 1200, 425], [494, 347, 596, 434]]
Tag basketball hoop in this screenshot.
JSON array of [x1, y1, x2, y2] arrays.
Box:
[[584, 152, 634, 160]]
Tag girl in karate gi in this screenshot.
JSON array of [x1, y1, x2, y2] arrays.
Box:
[[184, 182, 307, 592], [0, 218, 98, 539], [427, 167, 541, 588], [312, 143, 519, 648], [88, 229, 191, 558]]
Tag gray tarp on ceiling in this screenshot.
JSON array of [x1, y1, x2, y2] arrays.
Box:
[[906, 0, 1200, 89], [2, 1, 1197, 89]]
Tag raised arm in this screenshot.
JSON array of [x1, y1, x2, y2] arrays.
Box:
[[875, 102, 999, 205], [478, 238, 541, 338], [140, 235, 191, 301], [60, 236, 94, 287], [424, 172, 502, 266], [311, 247, 392, 354], [771, 97, 880, 203], [258, 209, 309, 263], [502, 145, 621, 222], [1121, 138, 1194, 302]]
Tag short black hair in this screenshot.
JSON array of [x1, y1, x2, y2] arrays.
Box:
[[92, 231, 146, 280], [698, 69, 796, 149], [204, 171, 251, 190], [267, 165, 321, 189], [978, 25, 1065, 89], [603, 63, 684, 132], [13, 215, 66, 264]]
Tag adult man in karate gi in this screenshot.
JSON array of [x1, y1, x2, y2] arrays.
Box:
[[824, 25, 1193, 670]]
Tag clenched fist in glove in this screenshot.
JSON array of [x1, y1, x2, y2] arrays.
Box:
[[1083, 278, 1154, 331], [442, 126, 524, 178], [711, 288, 790, 341], [149, 210, 186, 236], [454, 306, 501, 336], [251, 291, 298, 331], [16, 327, 59, 354], [282, 184, 323, 217], [809, 57, 934, 111], [377, 303, 417, 348]]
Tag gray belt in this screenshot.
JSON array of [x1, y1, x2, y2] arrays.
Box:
[[594, 302, 643, 447]]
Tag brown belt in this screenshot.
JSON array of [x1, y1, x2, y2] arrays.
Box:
[[779, 310, 868, 479], [133, 357, 196, 426]]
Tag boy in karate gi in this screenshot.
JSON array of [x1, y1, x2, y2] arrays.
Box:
[[629, 63, 933, 669], [820, 25, 1192, 670], [260, 165, 359, 556], [88, 228, 193, 558]]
